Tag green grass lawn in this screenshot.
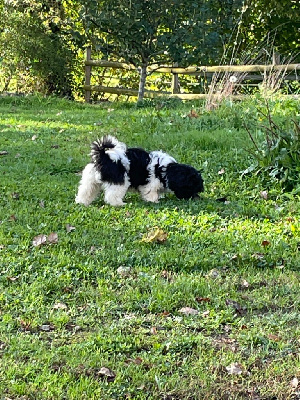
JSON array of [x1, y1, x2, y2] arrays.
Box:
[[0, 95, 299, 399]]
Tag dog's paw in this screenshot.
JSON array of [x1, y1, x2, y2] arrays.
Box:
[[143, 192, 159, 203], [107, 200, 126, 206], [75, 196, 90, 206]]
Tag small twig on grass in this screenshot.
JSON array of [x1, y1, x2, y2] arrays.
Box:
[[243, 122, 262, 155], [292, 119, 300, 136], [265, 99, 281, 132]]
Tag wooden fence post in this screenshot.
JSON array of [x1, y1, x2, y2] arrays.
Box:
[[171, 63, 180, 94], [272, 50, 280, 65], [85, 46, 92, 103]]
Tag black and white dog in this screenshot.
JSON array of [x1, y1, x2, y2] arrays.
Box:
[[75, 135, 204, 206]]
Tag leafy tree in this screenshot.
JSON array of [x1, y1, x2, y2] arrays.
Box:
[[0, 0, 82, 96], [239, 0, 299, 59], [78, 0, 242, 101]]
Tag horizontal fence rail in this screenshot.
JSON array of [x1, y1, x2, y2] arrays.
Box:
[[84, 47, 300, 102], [85, 59, 300, 74]]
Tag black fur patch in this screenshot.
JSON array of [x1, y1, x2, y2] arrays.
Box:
[[166, 163, 204, 199], [154, 163, 167, 188], [126, 148, 151, 188], [91, 139, 126, 185]]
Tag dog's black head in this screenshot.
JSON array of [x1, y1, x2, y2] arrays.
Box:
[[165, 163, 204, 199]]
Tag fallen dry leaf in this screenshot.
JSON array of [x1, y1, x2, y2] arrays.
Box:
[[125, 357, 142, 365], [161, 270, 173, 281], [187, 109, 199, 118], [178, 307, 199, 316], [160, 311, 170, 317], [252, 252, 264, 260], [32, 232, 58, 247], [97, 366, 116, 382], [150, 326, 158, 335], [7, 276, 19, 282], [251, 253, 265, 260], [133, 357, 143, 365], [267, 334, 281, 342], [225, 299, 246, 315], [47, 232, 58, 244], [32, 234, 47, 247], [66, 224, 76, 233], [19, 319, 31, 331], [212, 336, 237, 352], [195, 297, 211, 303], [141, 227, 168, 244], [31, 135, 38, 141], [218, 168, 225, 175], [291, 377, 299, 389], [241, 279, 249, 288], [261, 240, 271, 247], [11, 192, 20, 200], [39, 324, 55, 332], [260, 190, 268, 200], [9, 214, 17, 221], [206, 268, 220, 279], [53, 302, 67, 310], [117, 266, 131, 277], [225, 362, 244, 375]]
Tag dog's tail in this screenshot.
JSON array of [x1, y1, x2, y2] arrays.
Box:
[[91, 135, 128, 165]]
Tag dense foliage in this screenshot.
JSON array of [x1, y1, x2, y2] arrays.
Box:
[[0, 0, 299, 98], [239, 0, 299, 57], [78, 0, 242, 67], [0, 0, 81, 97]]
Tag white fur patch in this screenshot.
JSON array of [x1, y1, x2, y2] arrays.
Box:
[[105, 144, 130, 172], [94, 136, 130, 172], [148, 150, 176, 180], [138, 178, 163, 202], [150, 151, 177, 168], [103, 174, 131, 206], [75, 163, 101, 206]]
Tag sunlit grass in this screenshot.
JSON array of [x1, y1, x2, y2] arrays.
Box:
[[0, 94, 299, 399]]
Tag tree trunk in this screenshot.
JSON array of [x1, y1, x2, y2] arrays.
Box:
[[137, 63, 147, 102]]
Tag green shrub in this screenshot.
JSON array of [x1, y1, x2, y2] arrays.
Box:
[[0, 1, 81, 98], [243, 100, 300, 192]]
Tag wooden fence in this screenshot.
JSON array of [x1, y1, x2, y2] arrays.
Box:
[[84, 47, 300, 102]]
